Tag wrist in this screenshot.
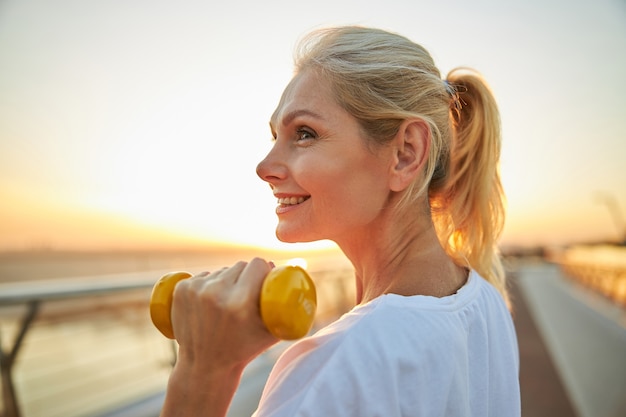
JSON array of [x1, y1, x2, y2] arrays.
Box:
[[161, 358, 245, 417]]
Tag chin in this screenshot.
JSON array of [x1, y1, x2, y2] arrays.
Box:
[[275, 228, 321, 244]]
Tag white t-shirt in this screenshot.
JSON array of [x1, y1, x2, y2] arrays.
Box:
[[253, 270, 520, 417]]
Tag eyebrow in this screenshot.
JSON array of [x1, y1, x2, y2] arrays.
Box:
[[270, 109, 326, 129]]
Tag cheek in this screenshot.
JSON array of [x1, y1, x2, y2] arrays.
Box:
[[295, 156, 349, 199], [303, 157, 389, 223]]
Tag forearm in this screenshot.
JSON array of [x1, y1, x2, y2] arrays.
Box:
[[160, 360, 245, 417]]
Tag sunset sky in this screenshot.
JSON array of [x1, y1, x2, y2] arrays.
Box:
[[0, 0, 624, 252]]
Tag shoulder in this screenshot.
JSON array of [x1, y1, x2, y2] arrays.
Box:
[[272, 270, 514, 375], [256, 304, 422, 416], [255, 271, 519, 416], [257, 289, 464, 415]]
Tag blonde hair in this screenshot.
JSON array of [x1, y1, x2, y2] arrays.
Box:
[[293, 26, 508, 304]]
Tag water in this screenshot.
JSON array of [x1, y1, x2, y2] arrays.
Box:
[[0, 247, 315, 283]]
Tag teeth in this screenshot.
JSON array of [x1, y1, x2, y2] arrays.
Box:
[[277, 196, 308, 205]]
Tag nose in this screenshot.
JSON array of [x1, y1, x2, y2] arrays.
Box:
[[256, 143, 287, 185]]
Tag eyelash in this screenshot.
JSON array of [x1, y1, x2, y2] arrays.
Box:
[[269, 127, 317, 144], [296, 127, 316, 142]]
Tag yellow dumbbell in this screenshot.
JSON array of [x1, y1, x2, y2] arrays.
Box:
[[149, 265, 317, 340]]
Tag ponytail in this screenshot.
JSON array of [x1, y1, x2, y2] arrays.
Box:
[[432, 68, 508, 306]]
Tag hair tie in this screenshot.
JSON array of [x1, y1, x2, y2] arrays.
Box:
[[444, 79, 464, 113]]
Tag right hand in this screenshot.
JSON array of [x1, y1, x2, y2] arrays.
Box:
[[170, 258, 279, 375]]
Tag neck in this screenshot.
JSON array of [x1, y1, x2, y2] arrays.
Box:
[[335, 207, 466, 305]]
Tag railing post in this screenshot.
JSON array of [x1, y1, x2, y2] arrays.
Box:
[[0, 300, 40, 417]]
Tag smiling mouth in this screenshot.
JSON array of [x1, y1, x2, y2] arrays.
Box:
[[277, 196, 310, 206]]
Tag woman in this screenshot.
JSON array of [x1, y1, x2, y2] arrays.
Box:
[[161, 26, 520, 416]]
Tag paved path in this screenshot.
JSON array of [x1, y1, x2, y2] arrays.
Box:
[[516, 263, 626, 417], [510, 265, 578, 416]]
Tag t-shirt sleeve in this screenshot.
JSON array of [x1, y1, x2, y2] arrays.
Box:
[[254, 326, 405, 416]]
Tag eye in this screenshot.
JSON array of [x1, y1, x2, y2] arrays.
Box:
[[296, 127, 317, 143]]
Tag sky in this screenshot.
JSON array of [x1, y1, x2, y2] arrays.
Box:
[[0, 0, 625, 252]]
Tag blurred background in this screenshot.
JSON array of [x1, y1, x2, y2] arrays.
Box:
[[0, 0, 624, 416]]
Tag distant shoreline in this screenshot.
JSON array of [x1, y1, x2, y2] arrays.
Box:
[[0, 246, 347, 283]]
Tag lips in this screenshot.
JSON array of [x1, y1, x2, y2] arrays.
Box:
[[275, 195, 311, 214], [277, 196, 310, 205]]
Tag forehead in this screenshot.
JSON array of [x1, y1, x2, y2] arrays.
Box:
[[270, 71, 335, 129]]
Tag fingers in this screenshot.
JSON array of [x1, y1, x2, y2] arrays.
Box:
[[187, 259, 272, 288], [173, 258, 273, 314], [219, 261, 248, 284], [237, 258, 273, 302], [169, 258, 279, 366]]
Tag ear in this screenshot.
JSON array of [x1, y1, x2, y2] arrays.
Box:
[[388, 119, 430, 192]]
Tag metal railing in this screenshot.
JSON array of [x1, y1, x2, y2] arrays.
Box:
[[550, 245, 626, 308], [558, 261, 626, 307], [0, 274, 158, 417]]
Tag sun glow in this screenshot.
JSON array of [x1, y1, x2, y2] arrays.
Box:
[[284, 258, 309, 269], [0, 1, 624, 253]]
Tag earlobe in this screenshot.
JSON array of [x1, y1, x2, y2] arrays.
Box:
[[389, 119, 430, 192]]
